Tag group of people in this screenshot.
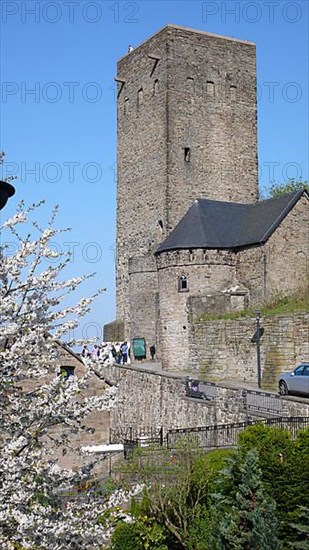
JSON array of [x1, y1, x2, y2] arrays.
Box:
[[114, 341, 130, 364], [81, 341, 156, 364], [81, 341, 131, 365]]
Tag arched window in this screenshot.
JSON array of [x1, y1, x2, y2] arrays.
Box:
[[184, 147, 191, 162], [230, 85, 237, 100], [178, 275, 189, 292]]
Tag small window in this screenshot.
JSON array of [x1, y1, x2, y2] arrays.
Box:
[[59, 366, 75, 379], [186, 77, 195, 92], [230, 85, 237, 100], [137, 88, 143, 108], [124, 97, 129, 115], [153, 79, 159, 95], [206, 81, 215, 97], [178, 275, 189, 292], [184, 147, 191, 162]]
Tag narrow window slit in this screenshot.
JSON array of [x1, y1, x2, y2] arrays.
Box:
[[184, 147, 191, 162]]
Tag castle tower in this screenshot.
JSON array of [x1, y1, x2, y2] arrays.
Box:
[[116, 25, 258, 341]]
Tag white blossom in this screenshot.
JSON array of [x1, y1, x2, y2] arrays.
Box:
[[0, 203, 125, 549]]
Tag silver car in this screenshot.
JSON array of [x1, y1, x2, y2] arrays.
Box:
[[278, 363, 309, 396]]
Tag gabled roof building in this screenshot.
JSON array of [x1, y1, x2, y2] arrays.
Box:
[[155, 189, 308, 369]]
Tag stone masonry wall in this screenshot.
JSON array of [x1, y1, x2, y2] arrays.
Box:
[[116, 24, 258, 337], [21, 343, 110, 470], [103, 320, 125, 343], [155, 195, 308, 373], [166, 25, 258, 232], [103, 364, 309, 435], [116, 27, 169, 333], [188, 313, 309, 389], [157, 249, 236, 370], [129, 254, 159, 353], [236, 195, 309, 307]]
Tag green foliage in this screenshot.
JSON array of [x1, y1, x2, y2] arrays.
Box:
[[97, 477, 118, 497], [121, 441, 233, 549], [186, 506, 212, 550], [268, 178, 309, 198], [288, 507, 309, 548], [199, 288, 308, 322], [110, 521, 143, 550], [113, 426, 308, 549], [199, 308, 252, 322], [260, 291, 309, 316], [110, 517, 168, 550], [135, 516, 169, 549], [213, 449, 279, 549], [237, 425, 309, 543]]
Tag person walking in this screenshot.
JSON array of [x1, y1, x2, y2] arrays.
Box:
[[120, 341, 128, 364], [150, 345, 156, 360], [81, 345, 89, 358], [92, 345, 100, 360]]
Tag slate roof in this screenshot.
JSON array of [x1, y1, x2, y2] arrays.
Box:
[[156, 189, 308, 254]]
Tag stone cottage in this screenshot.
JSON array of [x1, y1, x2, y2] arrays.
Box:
[[20, 340, 111, 469]]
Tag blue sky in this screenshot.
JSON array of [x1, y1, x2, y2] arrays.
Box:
[[1, 0, 308, 342]]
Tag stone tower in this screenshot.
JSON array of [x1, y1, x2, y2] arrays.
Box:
[[116, 25, 258, 341]]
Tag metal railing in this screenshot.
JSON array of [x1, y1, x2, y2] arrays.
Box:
[[115, 417, 309, 458], [185, 377, 283, 417], [243, 388, 282, 416], [166, 416, 309, 450], [110, 425, 163, 446]]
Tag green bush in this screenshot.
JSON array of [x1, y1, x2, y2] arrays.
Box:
[[110, 516, 168, 550], [111, 521, 142, 550], [237, 424, 309, 542], [268, 179, 308, 198]]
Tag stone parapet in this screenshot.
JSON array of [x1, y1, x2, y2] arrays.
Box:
[[108, 363, 309, 434]]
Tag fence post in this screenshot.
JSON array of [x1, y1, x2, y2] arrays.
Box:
[[160, 426, 163, 446], [242, 389, 248, 419]]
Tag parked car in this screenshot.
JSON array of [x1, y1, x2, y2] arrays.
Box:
[[278, 363, 309, 396]]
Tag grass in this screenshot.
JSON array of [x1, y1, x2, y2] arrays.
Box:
[[198, 288, 309, 322]]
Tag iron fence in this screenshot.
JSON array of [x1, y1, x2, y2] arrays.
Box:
[[243, 388, 282, 416], [110, 425, 163, 446], [166, 416, 309, 450], [185, 377, 283, 417]]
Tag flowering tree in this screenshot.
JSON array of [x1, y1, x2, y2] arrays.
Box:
[[0, 201, 124, 549]]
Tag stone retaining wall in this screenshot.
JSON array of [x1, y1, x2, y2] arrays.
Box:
[[104, 364, 309, 434], [189, 313, 309, 389]]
